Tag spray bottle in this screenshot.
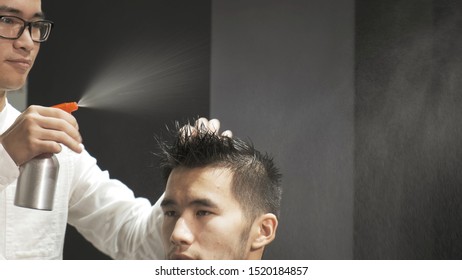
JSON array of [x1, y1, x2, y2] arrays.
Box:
[[14, 102, 79, 211]]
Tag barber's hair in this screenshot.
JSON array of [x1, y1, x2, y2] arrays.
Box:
[[157, 122, 282, 220]]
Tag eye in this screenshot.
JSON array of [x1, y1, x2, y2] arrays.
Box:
[[196, 210, 211, 217], [31, 22, 45, 31], [164, 210, 177, 217], [0, 17, 15, 25], [31, 21, 42, 28]]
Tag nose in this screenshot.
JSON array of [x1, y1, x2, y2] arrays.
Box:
[[170, 217, 194, 246], [13, 26, 35, 51]]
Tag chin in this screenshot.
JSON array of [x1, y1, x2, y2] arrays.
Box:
[[1, 78, 27, 91]]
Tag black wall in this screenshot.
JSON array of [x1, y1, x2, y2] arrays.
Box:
[[355, 0, 462, 259], [29, 0, 210, 259]]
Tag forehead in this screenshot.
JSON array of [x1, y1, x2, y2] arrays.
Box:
[[164, 166, 237, 207], [0, 0, 43, 19]]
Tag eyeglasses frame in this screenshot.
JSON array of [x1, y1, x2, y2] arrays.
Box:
[[0, 15, 54, 43]]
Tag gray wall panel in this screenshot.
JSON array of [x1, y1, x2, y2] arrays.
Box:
[[211, 0, 355, 259]]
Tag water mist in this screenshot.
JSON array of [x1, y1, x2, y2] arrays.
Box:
[[77, 37, 209, 116]]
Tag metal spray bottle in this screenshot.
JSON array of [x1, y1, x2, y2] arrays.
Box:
[[14, 102, 79, 211], [14, 154, 59, 210]]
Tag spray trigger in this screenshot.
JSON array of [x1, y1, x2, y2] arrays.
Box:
[[52, 102, 79, 113]]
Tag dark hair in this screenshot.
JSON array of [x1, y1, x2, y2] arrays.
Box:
[[157, 122, 282, 220]]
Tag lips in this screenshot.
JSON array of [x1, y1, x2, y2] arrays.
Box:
[[6, 58, 32, 72]]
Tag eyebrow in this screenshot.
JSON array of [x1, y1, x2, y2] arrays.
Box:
[[160, 198, 176, 208], [0, 6, 46, 19], [161, 198, 219, 209]]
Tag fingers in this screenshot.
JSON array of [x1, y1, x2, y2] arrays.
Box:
[[31, 105, 80, 130], [0, 105, 83, 165], [178, 124, 194, 140], [194, 118, 210, 133], [208, 119, 220, 133], [221, 130, 233, 138], [179, 117, 233, 138], [27, 106, 82, 148], [36, 122, 83, 154], [38, 115, 82, 145], [194, 118, 221, 135]]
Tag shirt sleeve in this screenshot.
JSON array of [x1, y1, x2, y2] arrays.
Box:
[[0, 143, 19, 192], [66, 149, 164, 259]]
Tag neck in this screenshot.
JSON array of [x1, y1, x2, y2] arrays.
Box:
[[0, 91, 6, 112], [246, 248, 264, 260]]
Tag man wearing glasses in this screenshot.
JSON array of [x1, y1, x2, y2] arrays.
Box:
[[0, 0, 224, 259]]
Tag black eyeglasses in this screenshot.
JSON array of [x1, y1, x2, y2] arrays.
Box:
[[0, 15, 54, 43]]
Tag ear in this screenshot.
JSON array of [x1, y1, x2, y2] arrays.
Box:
[[250, 213, 278, 250]]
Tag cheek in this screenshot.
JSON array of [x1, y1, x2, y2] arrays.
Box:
[[161, 220, 173, 244], [30, 47, 40, 63], [199, 216, 248, 253]]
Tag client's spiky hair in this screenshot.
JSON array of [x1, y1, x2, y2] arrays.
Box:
[[157, 122, 282, 220]]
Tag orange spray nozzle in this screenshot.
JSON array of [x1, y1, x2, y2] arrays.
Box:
[[52, 102, 79, 113]]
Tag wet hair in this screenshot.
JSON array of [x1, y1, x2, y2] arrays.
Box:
[[157, 122, 282, 220]]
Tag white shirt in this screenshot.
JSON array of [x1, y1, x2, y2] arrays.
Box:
[[0, 101, 164, 259]]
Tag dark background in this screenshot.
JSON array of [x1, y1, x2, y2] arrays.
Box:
[[211, 0, 355, 259], [27, 0, 462, 259], [355, 0, 462, 259], [30, 0, 211, 259]]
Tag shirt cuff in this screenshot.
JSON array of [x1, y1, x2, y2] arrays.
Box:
[[0, 143, 19, 190]]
